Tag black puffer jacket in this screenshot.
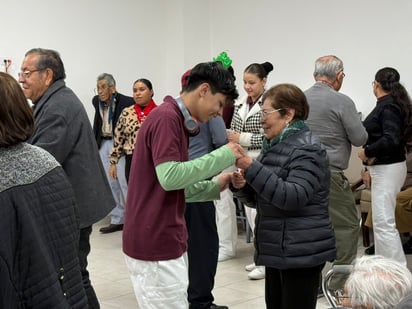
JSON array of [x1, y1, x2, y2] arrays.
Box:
[[235, 126, 336, 269], [363, 95, 406, 165], [0, 144, 87, 308]]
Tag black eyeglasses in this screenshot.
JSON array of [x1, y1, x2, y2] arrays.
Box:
[[18, 69, 44, 79]]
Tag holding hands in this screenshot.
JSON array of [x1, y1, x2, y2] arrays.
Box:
[[226, 142, 246, 159], [225, 141, 253, 169], [225, 140, 254, 189], [216, 173, 232, 191], [231, 169, 246, 189], [236, 154, 253, 170]]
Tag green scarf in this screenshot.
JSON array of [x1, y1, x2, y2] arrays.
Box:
[[262, 120, 306, 153]]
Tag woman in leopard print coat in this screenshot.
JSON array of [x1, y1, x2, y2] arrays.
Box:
[[110, 79, 157, 182]]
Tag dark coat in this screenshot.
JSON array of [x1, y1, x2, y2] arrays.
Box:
[[0, 144, 87, 308], [235, 127, 336, 269], [92, 92, 134, 148], [363, 94, 406, 165], [29, 80, 115, 228]]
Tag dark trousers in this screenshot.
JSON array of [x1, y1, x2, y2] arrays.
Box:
[[265, 263, 324, 309], [125, 154, 133, 183], [185, 201, 219, 308], [79, 226, 100, 309]]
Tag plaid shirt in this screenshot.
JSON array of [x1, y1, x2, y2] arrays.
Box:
[[230, 95, 264, 151]]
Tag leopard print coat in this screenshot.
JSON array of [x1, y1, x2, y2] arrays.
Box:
[[110, 105, 141, 164]]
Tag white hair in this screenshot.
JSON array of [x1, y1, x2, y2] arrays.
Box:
[[313, 55, 344, 80], [345, 255, 412, 309]]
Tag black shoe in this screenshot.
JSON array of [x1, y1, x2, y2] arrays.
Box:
[[209, 305, 228, 309], [99, 224, 123, 234], [364, 244, 375, 255]]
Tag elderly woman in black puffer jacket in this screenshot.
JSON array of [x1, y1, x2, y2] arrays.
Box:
[[232, 84, 336, 309]]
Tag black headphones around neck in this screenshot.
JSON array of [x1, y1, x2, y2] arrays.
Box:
[[175, 97, 199, 136]]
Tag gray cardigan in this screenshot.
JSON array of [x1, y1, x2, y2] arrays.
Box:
[[305, 82, 367, 171], [29, 79, 114, 228]]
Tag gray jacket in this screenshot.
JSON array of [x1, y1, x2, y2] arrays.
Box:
[[29, 79, 114, 228]]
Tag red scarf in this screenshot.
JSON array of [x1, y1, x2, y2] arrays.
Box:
[[134, 99, 157, 122]]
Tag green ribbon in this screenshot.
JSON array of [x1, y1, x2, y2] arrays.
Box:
[[213, 51, 232, 69]]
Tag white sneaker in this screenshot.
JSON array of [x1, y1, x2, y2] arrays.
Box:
[[248, 266, 265, 280], [245, 262, 256, 272], [218, 253, 235, 262]]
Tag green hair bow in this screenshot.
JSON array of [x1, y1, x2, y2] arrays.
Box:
[[213, 51, 232, 69]]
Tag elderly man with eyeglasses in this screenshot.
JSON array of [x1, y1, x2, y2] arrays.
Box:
[[20, 47, 115, 309], [305, 55, 368, 293], [91, 73, 134, 234]]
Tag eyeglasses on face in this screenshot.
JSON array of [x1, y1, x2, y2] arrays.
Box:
[[259, 108, 284, 118], [18, 69, 44, 79], [95, 84, 113, 95]]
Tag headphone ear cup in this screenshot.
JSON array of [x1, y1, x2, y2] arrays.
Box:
[[175, 97, 200, 136], [185, 118, 200, 136]]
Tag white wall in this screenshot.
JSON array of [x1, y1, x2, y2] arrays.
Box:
[[0, 0, 187, 118], [209, 0, 412, 118], [1, 0, 412, 121]]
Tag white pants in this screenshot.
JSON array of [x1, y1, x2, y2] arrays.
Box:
[[124, 253, 189, 309], [215, 188, 238, 257], [369, 161, 406, 265], [99, 139, 128, 224], [244, 206, 256, 235]]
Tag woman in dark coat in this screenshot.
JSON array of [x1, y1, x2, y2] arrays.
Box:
[[232, 84, 336, 309], [358, 67, 412, 265]]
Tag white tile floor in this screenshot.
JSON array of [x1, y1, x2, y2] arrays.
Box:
[[89, 218, 412, 309]]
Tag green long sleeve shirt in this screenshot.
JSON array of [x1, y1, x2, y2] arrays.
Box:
[[155, 144, 235, 202]]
